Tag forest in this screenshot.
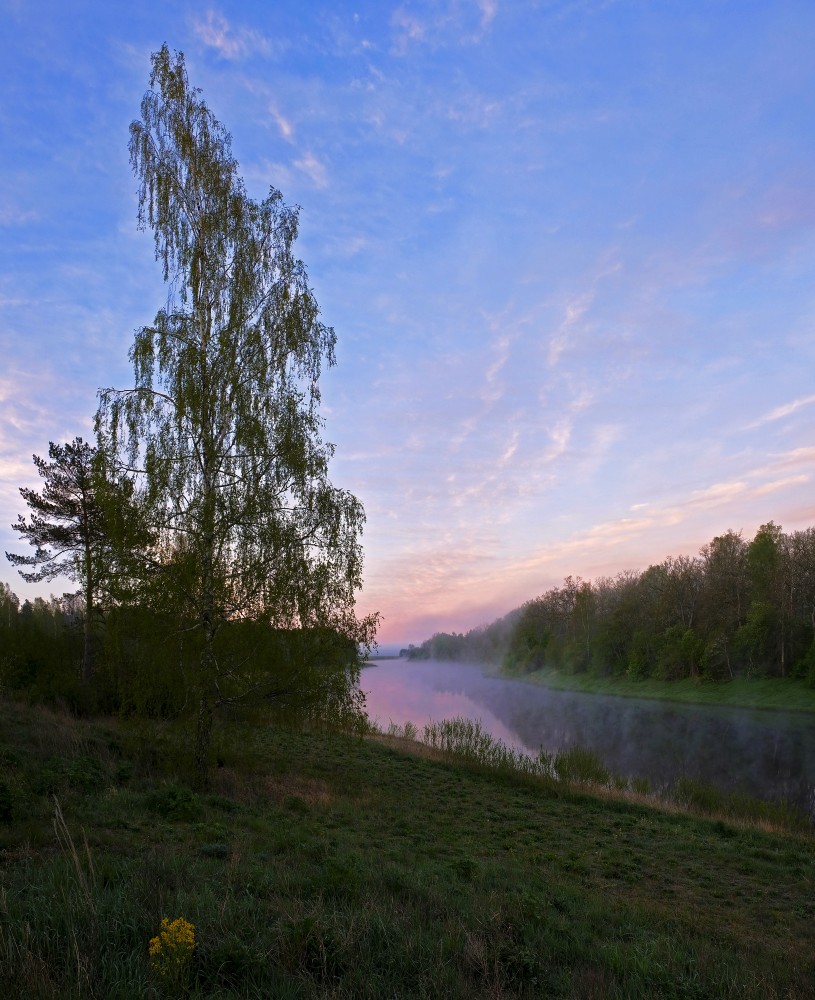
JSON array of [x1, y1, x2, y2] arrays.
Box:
[[410, 521, 815, 684]]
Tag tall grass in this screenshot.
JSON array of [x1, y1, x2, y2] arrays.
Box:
[[422, 717, 554, 778]]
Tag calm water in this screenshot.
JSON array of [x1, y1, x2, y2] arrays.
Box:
[[363, 658, 815, 815]]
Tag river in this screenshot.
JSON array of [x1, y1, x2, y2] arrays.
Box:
[[362, 658, 815, 816]]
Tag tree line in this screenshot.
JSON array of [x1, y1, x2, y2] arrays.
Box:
[[0, 579, 364, 727], [2, 46, 376, 780], [410, 522, 815, 684]]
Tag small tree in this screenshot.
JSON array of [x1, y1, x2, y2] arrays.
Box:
[[97, 46, 377, 780], [6, 439, 105, 691]]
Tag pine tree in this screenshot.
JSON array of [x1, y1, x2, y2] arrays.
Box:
[[6, 439, 104, 691]]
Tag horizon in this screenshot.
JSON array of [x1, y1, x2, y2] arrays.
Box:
[[3, 2, 815, 644]]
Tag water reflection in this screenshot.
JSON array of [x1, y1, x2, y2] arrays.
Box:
[[363, 659, 815, 814]]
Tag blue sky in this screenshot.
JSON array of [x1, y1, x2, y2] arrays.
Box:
[[3, 1, 815, 644]]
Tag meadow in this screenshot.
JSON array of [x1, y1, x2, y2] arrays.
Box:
[[1, 697, 814, 998]]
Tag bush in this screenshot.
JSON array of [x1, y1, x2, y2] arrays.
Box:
[[148, 783, 202, 822]]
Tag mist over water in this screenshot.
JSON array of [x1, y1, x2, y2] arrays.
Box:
[[363, 659, 815, 816]]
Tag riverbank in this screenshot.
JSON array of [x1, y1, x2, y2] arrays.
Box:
[[2, 697, 814, 997], [500, 663, 815, 713]]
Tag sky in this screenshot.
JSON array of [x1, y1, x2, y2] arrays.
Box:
[[2, 1, 815, 647]]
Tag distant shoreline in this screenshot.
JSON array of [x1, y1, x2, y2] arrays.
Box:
[[495, 663, 815, 714], [367, 655, 815, 713]]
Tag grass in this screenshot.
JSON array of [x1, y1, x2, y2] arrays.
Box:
[[501, 665, 815, 713], [1, 697, 814, 998]]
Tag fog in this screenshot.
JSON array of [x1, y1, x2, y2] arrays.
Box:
[[363, 659, 815, 816]]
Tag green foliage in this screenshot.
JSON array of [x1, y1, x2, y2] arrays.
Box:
[[734, 601, 777, 677], [147, 783, 202, 822], [701, 633, 733, 680], [654, 625, 699, 680], [626, 629, 653, 680]]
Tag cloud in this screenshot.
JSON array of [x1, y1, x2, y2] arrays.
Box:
[[232, 79, 295, 141], [329, 234, 368, 258], [481, 334, 511, 402], [544, 419, 572, 462], [391, 8, 428, 52], [498, 453, 815, 591], [745, 393, 815, 430], [685, 480, 748, 510], [752, 474, 809, 498], [545, 259, 622, 367], [192, 10, 272, 61], [268, 105, 294, 142], [442, 91, 502, 128], [0, 202, 39, 226], [547, 292, 592, 366], [293, 152, 329, 189], [477, 0, 498, 30], [498, 429, 520, 467], [390, 1, 499, 53]]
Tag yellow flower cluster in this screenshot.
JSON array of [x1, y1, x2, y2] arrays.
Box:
[[149, 916, 196, 980]]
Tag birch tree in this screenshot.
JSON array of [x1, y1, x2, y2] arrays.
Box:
[[97, 45, 376, 779]]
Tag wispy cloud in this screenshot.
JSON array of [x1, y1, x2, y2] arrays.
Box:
[[544, 419, 572, 462], [391, 8, 428, 52], [268, 105, 294, 141], [293, 152, 329, 189], [0, 201, 39, 226], [481, 334, 511, 403], [477, 0, 498, 31], [498, 429, 519, 467], [745, 393, 815, 430], [547, 291, 593, 366], [193, 10, 273, 60], [546, 258, 623, 367], [483, 450, 815, 613], [390, 0, 499, 53]]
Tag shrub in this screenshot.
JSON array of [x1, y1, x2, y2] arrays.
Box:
[[148, 784, 202, 822]]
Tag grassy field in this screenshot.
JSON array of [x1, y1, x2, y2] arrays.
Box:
[[1, 698, 814, 998], [500, 665, 815, 713]]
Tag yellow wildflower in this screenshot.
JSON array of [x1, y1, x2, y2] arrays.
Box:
[[149, 916, 196, 984]]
